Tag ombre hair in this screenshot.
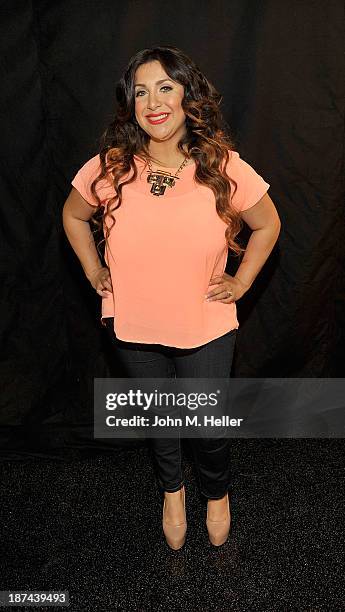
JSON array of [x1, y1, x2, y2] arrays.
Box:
[[90, 45, 244, 257]]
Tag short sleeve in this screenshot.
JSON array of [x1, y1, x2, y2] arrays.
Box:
[[226, 150, 270, 212], [71, 154, 114, 207]]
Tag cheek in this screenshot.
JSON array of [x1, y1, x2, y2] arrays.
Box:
[[135, 98, 145, 114], [169, 96, 184, 115]]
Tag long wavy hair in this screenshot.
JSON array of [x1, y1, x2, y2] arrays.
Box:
[[90, 45, 245, 260]]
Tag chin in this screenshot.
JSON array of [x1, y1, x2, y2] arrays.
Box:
[[149, 132, 173, 141]]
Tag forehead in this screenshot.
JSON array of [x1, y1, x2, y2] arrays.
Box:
[[134, 60, 171, 84]]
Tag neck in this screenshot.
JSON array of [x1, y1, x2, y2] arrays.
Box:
[[147, 138, 189, 168]]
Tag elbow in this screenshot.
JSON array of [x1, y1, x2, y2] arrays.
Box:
[[275, 217, 282, 236], [272, 218, 281, 248], [273, 209, 282, 236], [62, 203, 70, 231], [62, 202, 79, 234]]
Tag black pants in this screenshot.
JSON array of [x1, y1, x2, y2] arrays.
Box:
[[103, 317, 237, 499]]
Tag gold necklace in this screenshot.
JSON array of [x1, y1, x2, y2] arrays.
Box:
[[146, 157, 189, 196]]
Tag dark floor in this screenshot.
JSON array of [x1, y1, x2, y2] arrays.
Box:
[[0, 439, 344, 612]]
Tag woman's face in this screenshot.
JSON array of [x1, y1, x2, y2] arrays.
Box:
[[134, 60, 186, 143]]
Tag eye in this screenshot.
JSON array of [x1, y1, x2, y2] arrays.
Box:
[[135, 85, 173, 97]]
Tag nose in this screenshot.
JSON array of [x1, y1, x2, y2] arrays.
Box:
[[147, 91, 161, 111]]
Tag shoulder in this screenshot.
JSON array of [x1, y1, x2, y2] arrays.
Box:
[[227, 150, 240, 162], [72, 152, 117, 187], [71, 153, 114, 206], [223, 149, 267, 183], [223, 149, 245, 173], [223, 149, 271, 212], [74, 153, 102, 179]]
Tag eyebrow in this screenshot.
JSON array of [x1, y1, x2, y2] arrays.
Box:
[[134, 78, 174, 88]]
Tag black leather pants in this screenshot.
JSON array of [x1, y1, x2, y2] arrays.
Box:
[[103, 317, 237, 500]]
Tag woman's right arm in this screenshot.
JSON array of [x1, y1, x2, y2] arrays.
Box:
[[62, 187, 112, 297]]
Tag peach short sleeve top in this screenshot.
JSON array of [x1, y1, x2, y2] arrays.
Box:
[[71, 151, 270, 348]]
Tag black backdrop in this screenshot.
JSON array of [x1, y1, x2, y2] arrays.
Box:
[[1, 1, 344, 457]]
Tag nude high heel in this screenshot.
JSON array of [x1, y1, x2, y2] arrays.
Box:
[[206, 492, 231, 547], [162, 485, 187, 550]]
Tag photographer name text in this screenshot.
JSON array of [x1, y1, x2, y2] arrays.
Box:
[[105, 415, 243, 428]]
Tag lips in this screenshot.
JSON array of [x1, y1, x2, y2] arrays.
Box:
[[146, 113, 170, 125]]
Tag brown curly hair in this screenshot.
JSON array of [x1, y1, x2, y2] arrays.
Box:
[[89, 45, 245, 262]]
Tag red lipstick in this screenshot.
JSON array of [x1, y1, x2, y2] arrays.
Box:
[[146, 113, 170, 125]]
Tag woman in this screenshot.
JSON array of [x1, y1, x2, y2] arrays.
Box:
[[62, 46, 281, 551]]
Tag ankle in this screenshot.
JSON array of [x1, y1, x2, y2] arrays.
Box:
[[208, 492, 228, 504], [164, 485, 184, 498]]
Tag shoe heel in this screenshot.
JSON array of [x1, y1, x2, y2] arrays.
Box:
[[162, 486, 187, 550], [206, 493, 231, 547]]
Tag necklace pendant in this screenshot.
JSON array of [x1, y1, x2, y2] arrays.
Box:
[[147, 171, 176, 196], [150, 182, 167, 196]]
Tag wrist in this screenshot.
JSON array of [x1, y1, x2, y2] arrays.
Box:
[[234, 276, 252, 291], [85, 265, 103, 282]]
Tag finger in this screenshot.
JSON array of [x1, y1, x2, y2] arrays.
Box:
[[209, 287, 234, 300], [205, 287, 228, 301], [96, 280, 109, 295], [96, 287, 110, 297], [214, 290, 235, 303], [208, 276, 223, 285], [218, 297, 235, 303], [220, 288, 235, 302], [102, 279, 113, 292]]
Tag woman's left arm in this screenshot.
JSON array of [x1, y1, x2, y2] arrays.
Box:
[[206, 193, 281, 302]]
